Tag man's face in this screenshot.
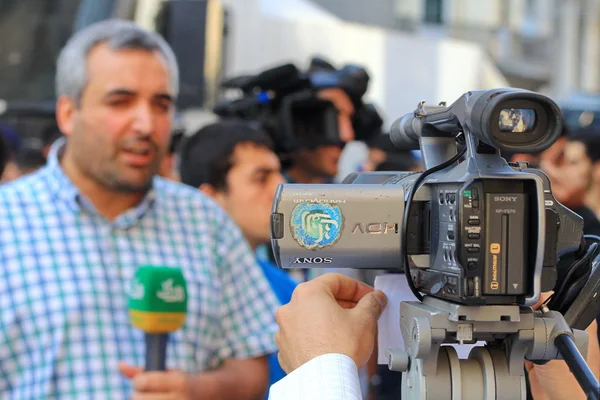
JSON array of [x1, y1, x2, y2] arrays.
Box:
[[218, 143, 285, 248], [511, 137, 568, 170], [317, 88, 355, 143], [57, 43, 174, 192], [512, 137, 589, 209], [564, 140, 594, 189]]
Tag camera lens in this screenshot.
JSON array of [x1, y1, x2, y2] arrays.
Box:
[[498, 109, 536, 133]]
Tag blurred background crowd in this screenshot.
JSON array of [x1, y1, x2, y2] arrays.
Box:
[[1, 0, 600, 399]]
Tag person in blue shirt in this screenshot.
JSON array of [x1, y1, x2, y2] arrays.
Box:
[[178, 120, 298, 395]]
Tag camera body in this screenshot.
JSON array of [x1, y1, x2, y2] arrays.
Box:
[[271, 89, 584, 307]]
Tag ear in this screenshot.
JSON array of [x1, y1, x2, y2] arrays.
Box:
[[199, 183, 227, 208], [56, 95, 77, 137]]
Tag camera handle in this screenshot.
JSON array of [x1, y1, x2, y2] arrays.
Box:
[[388, 297, 597, 400]]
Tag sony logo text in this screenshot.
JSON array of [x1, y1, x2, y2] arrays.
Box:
[[293, 257, 333, 264]]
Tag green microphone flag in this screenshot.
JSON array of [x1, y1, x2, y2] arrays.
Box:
[[128, 266, 188, 334]]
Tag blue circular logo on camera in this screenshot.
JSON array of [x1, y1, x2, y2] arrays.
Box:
[[291, 203, 343, 250]]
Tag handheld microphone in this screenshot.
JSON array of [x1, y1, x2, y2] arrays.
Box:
[[128, 266, 188, 371]]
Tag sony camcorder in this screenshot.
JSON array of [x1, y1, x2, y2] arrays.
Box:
[[271, 88, 584, 307]]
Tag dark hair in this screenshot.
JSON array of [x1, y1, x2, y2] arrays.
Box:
[[169, 130, 184, 154], [179, 120, 274, 190], [569, 128, 600, 163]]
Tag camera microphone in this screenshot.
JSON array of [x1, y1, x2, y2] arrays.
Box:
[[389, 112, 421, 150], [128, 265, 188, 371]]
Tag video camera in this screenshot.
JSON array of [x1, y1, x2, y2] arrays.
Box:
[[271, 88, 582, 306], [270, 88, 600, 399], [213, 58, 383, 154]]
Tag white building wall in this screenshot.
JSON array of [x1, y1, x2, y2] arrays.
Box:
[[221, 0, 509, 129]]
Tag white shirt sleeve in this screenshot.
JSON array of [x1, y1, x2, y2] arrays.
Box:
[[268, 353, 362, 400]]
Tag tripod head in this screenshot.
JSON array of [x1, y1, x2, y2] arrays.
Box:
[[383, 251, 600, 400]]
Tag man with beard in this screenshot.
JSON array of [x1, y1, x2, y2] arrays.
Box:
[[0, 19, 279, 399]]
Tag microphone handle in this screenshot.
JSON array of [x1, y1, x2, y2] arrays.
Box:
[[145, 333, 168, 371]]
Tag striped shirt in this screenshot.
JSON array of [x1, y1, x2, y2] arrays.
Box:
[[268, 354, 362, 400], [0, 141, 279, 399]]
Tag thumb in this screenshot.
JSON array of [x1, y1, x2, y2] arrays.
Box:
[[353, 290, 387, 320], [118, 362, 144, 380]]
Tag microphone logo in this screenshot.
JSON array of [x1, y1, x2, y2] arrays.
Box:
[[128, 266, 188, 371], [157, 279, 185, 303], [130, 278, 145, 300]]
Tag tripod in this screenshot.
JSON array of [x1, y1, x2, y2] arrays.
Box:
[[387, 296, 599, 400]]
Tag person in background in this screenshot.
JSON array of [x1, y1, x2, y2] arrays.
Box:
[[561, 128, 600, 221], [178, 120, 298, 397], [283, 87, 356, 184], [361, 132, 421, 173], [510, 128, 600, 237], [553, 128, 600, 347], [158, 129, 183, 181], [0, 121, 23, 182], [507, 128, 600, 396], [2, 122, 62, 178], [0, 19, 279, 399]]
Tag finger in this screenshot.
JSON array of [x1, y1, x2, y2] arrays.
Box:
[[524, 360, 534, 372], [531, 291, 553, 310], [337, 299, 359, 309], [315, 273, 375, 303], [118, 362, 144, 379], [133, 371, 186, 392], [353, 290, 387, 321]]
